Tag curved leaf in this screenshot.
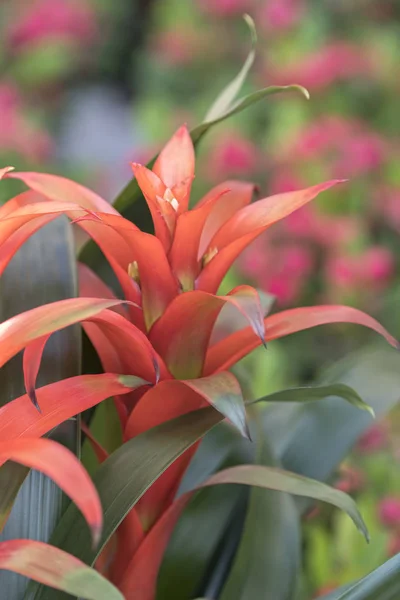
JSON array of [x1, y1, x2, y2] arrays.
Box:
[[203, 15, 257, 123], [256, 383, 374, 417], [0, 540, 123, 600], [191, 84, 309, 146], [119, 463, 366, 600], [202, 465, 368, 540], [219, 411, 300, 600]]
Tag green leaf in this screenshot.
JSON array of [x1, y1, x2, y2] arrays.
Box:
[[191, 84, 309, 146], [26, 406, 226, 600], [255, 383, 375, 417], [320, 553, 400, 599], [203, 465, 369, 542], [203, 15, 257, 123], [157, 424, 254, 600], [275, 347, 400, 492], [219, 408, 301, 600]]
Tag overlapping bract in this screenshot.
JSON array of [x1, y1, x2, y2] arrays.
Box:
[[0, 126, 398, 597]]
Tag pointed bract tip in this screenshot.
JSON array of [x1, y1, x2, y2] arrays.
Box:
[[91, 523, 102, 549], [153, 357, 160, 384], [0, 166, 15, 180], [28, 390, 42, 414]]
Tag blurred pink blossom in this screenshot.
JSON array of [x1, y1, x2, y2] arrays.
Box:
[[207, 133, 259, 179], [0, 83, 53, 161], [8, 0, 96, 50], [283, 116, 386, 177], [377, 186, 400, 231], [379, 498, 400, 527], [258, 0, 304, 31], [326, 255, 358, 288], [269, 43, 374, 91], [357, 423, 388, 453], [359, 247, 394, 284], [240, 241, 313, 305], [151, 31, 201, 66]]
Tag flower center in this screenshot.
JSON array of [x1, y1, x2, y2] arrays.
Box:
[[163, 188, 179, 212]]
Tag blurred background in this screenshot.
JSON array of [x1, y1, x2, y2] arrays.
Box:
[[1, 0, 400, 596]]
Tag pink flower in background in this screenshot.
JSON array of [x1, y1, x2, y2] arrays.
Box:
[[198, 0, 251, 16], [359, 247, 394, 284], [335, 466, 364, 493], [376, 186, 400, 232], [7, 0, 97, 50], [240, 241, 313, 306], [207, 133, 259, 179], [0, 83, 53, 161], [333, 132, 387, 177], [379, 498, 400, 527], [357, 424, 388, 453], [152, 31, 201, 66], [326, 255, 358, 288], [259, 0, 304, 31], [269, 169, 305, 194], [270, 42, 374, 91]]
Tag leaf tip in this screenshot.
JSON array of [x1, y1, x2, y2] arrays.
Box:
[[243, 13, 257, 46]]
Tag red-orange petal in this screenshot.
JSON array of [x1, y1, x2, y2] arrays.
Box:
[[130, 163, 172, 251], [205, 305, 399, 374], [0, 373, 148, 442], [152, 125, 195, 211], [197, 180, 344, 293], [169, 181, 254, 291], [0, 437, 102, 545], [149, 286, 265, 379], [7, 171, 118, 214]]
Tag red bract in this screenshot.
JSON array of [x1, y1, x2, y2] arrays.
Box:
[[0, 125, 398, 597]]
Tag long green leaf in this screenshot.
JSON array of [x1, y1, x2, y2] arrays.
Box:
[[275, 347, 400, 491], [203, 14, 257, 123], [320, 553, 400, 599], [191, 84, 309, 146], [157, 425, 254, 600], [219, 408, 301, 600], [26, 406, 226, 600], [203, 465, 368, 541], [255, 383, 374, 417]]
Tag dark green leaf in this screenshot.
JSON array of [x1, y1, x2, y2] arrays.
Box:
[[219, 407, 301, 600], [276, 347, 400, 489], [254, 383, 374, 416]]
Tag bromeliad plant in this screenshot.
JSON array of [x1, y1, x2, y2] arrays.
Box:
[[0, 126, 398, 599], [0, 21, 399, 600]]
